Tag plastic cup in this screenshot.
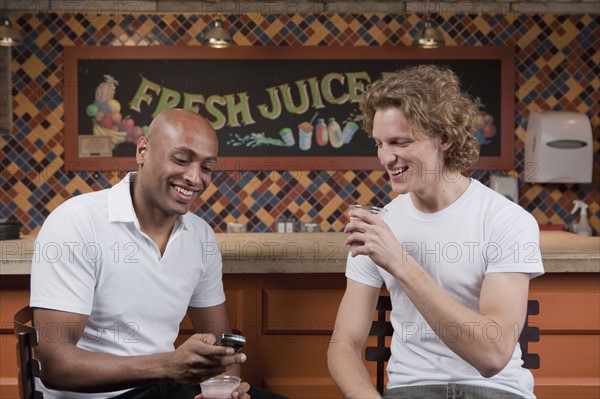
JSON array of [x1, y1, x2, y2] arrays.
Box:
[[348, 204, 388, 218], [200, 375, 241, 399], [347, 205, 388, 251]]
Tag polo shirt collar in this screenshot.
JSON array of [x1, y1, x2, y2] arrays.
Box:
[[107, 172, 189, 230], [107, 172, 138, 223]]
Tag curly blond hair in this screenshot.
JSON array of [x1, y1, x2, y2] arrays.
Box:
[[359, 65, 480, 172]]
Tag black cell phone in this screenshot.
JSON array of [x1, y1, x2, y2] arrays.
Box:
[[213, 333, 246, 353]]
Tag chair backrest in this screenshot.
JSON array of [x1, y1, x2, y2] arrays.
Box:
[[365, 298, 540, 394], [520, 300, 541, 369], [13, 306, 44, 399], [365, 296, 393, 395]]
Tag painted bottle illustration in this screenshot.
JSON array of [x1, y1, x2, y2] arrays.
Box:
[[315, 118, 328, 146], [328, 117, 343, 148]]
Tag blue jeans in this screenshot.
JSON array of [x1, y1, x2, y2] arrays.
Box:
[[384, 384, 527, 399]]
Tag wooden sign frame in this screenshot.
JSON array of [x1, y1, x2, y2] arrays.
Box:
[[63, 46, 514, 171]]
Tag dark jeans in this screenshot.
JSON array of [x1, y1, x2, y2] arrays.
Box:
[[384, 384, 527, 399], [110, 380, 288, 399]]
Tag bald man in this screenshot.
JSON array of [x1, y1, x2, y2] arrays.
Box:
[[30, 109, 252, 399]]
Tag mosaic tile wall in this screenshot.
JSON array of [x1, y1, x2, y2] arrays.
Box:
[[1, 12, 599, 235]]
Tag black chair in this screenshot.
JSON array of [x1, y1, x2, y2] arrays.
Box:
[[520, 300, 541, 369], [13, 306, 44, 399], [366, 298, 540, 394]]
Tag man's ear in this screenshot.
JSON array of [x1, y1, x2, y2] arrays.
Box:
[[136, 136, 149, 165], [439, 133, 453, 151]]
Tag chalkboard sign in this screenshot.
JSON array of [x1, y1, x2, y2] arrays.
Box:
[[64, 46, 514, 171]]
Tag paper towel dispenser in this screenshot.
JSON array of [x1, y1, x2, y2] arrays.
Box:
[[524, 111, 593, 183]]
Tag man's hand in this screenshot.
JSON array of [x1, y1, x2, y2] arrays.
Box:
[[345, 208, 407, 276], [167, 333, 247, 385]]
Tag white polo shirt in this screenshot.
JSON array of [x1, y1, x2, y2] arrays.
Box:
[[31, 173, 225, 399]]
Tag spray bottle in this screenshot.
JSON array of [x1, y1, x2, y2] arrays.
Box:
[[570, 200, 592, 236]]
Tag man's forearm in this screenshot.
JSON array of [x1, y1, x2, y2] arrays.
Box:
[[40, 347, 171, 393], [327, 343, 381, 399]]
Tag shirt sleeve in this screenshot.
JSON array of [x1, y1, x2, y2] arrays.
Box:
[[30, 201, 97, 315], [189, 227, 226, 308], [485, 206, 544, 279], [345, 252, 385, 288]]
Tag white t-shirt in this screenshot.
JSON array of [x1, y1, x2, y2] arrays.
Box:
[[30, 173, 225, 399], [346, 179, 544, 397]]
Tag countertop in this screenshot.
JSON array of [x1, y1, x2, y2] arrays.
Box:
[[1, 232, 598, 275]]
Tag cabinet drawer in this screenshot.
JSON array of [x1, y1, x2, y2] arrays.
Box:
[[262, 289, 343, 334], [531, 334, 600, 378]]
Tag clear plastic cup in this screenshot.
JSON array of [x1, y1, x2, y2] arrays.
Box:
[[349, 204, 387, 217], [200, 375, 241, 399], [347, 204, 388, 251]]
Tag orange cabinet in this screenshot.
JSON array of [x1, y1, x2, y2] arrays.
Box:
[[528, 273, 600, 399]]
